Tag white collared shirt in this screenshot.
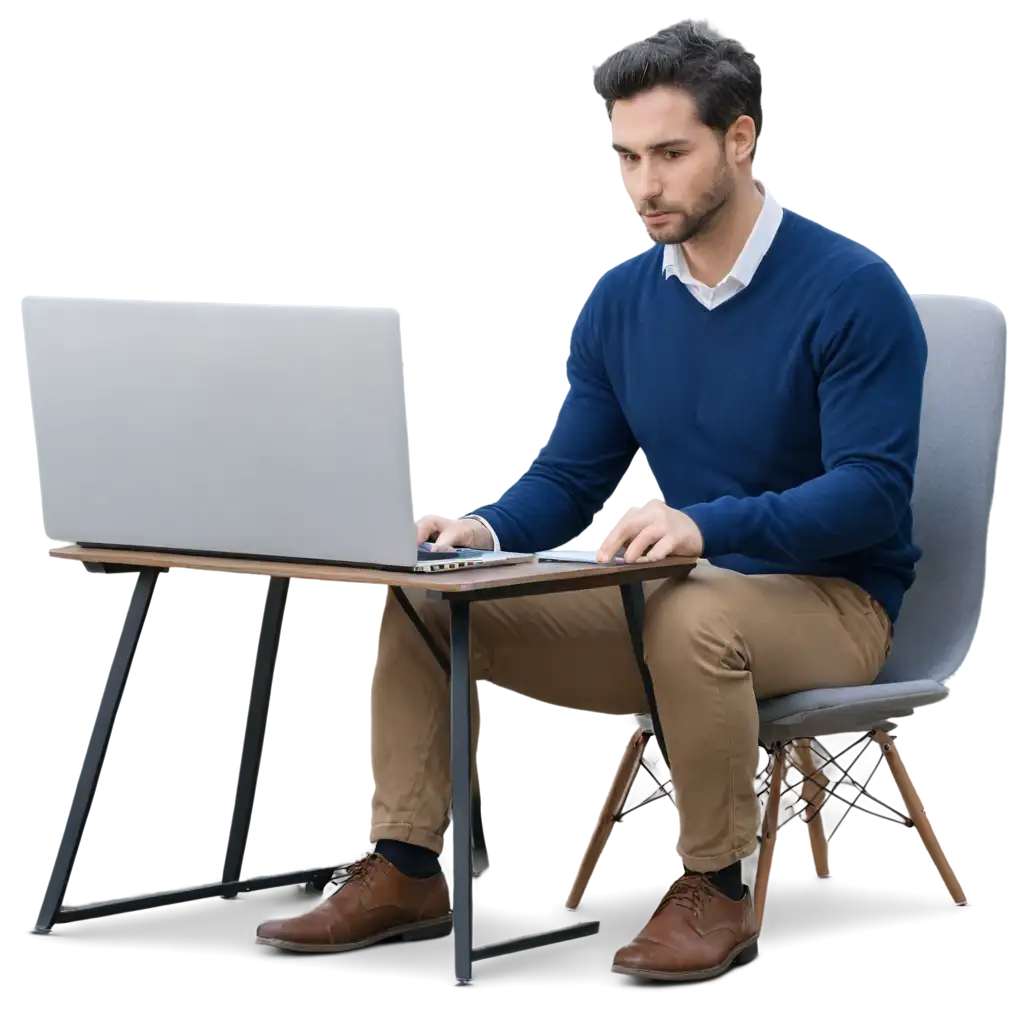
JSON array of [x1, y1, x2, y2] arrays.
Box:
[[662, 180, 783, 308], [464, 181, 783, 550]]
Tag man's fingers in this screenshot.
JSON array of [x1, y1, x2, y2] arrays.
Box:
[[417, 515, 460, 546], [597, 528, 627, 562], [433, 522, 476, 551], [597, 508, 642, 562], [431, 529, 458, 552], [416, 517, 442, 545], [643, 535, 677, 562], [624, 524, 662, 563], [602, 509, 654, 562]]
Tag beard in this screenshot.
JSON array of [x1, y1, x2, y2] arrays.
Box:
[[644, 148, 732, 244]]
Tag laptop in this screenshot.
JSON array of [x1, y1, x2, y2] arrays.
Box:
[[21, 297, 535, 573]]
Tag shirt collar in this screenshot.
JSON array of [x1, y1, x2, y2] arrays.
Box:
[[662, 180, 783, 288]]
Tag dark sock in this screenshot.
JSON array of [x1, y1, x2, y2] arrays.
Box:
[[374, 839, 441, 879], [684, 859, 744, 901], [712, 861, 745, 900]]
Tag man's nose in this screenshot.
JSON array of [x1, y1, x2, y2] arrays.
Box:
[[638, 166, 662, 203]]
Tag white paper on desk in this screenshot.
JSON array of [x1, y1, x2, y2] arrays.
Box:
[[536, 549, 626, 564]]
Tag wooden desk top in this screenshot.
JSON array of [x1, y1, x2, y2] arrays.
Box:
[[50, 544, 696, 598]]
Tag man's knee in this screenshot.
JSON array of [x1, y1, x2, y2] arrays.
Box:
[[643, 571, 745, 668]]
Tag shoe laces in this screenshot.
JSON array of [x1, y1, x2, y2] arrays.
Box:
[[654, 874, 716, 917], [325, 853, 389, 894]]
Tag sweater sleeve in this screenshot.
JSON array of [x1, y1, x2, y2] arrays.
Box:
[[465, 285, 639, 553], [682, 262, 927, 562]]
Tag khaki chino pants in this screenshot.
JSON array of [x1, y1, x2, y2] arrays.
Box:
[[369, 562, 893, 872]]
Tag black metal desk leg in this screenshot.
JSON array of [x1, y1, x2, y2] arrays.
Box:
[[31, 565, 157, 933], [620, 583, 671, 770], [449, 600, 473, 984]]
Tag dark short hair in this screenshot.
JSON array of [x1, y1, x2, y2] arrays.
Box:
[[593, 18, 762, 160]]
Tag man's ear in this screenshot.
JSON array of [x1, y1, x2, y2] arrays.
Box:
[[728, 115, 757, 165]]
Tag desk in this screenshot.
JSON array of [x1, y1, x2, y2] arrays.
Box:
[[34, 544, 695, 983]]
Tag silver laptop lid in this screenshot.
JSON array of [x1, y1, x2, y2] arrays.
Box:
[[22, 297, 419, 566]]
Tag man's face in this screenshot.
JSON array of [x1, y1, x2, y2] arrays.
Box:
[[611, 86, 736, 245]]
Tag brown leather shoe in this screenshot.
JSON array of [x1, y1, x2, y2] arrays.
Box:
[[256, 853, 452, 953], [612, 874, 759, 981]]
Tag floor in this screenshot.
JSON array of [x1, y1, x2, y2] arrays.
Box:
[[4, 708, 1019, 1019]]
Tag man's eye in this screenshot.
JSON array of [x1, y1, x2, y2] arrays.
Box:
[[664, 151, 684, 159], [620, 153, 639, 162]]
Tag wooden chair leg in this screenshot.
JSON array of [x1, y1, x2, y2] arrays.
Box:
[[566, 728, 650, 909], [872, 730, 967, 905], [793, 738, 830, 878], [754, 745, 786, 932]]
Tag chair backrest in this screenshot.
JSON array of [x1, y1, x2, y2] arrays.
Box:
[[877, 294, 1006, 685]]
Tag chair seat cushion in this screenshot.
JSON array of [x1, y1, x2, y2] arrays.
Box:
[[758, 678, 950, 744], [634, 678, 950, 744]]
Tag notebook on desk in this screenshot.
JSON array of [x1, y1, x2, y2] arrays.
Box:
[[21, 297, 534, 573], [537, 549, 628, 564]]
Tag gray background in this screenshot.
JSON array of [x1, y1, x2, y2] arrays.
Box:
[[2, 8, 1024, 1015]]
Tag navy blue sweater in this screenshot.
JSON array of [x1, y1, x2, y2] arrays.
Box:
[[469, 209, 927, 623]]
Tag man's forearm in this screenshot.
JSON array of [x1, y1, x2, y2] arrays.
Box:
[[684, 460, 912, 564]]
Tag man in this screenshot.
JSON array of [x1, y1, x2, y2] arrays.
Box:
[[256, 17, 925, 981]]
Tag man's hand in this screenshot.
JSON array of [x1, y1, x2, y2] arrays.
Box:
[[596, 499, 704, 563], [416, 514, 494, 552]]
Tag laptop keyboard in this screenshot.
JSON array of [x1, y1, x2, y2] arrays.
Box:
[[417, 544, 488, 561]]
